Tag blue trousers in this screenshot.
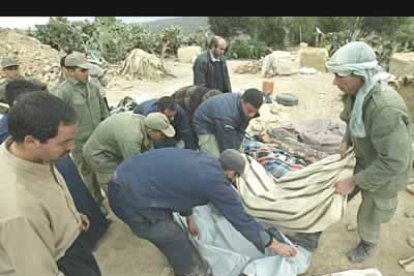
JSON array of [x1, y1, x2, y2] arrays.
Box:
[[108, 181, 203, 275], [55, 155, 109, 250]]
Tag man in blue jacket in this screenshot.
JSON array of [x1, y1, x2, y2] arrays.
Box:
[[192, 88, 263, 157], [134, 96, 196, 149], [108, 148, 297, 276]]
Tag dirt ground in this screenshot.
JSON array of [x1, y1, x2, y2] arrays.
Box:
[[96, 59, 414, 276]]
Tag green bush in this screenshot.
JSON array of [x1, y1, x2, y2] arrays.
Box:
[[31, 17, 185, 64], [182, 26, 212, 50], [226, 39, 270, 59]]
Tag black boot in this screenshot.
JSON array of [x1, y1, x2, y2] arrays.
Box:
[[347, 240, 376, 263]]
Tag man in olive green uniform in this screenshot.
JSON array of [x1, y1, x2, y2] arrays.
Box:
[[55, 52, 109, 202], [0, 57, 46, 103], [327, 41, 413, 263], [83, 112, 175, 192], [53, 55, 109, 105]]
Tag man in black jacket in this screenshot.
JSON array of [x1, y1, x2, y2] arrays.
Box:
[[193, 36, 232, 93]]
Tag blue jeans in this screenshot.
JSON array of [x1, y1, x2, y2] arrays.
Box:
[[108, 181, 203, 276]]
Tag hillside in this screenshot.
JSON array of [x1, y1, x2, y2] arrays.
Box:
[[145, 17, 208, 34]]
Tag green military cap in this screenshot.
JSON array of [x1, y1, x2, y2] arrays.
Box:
[[144, 112, 176, 138], [1, 57, 18, 69], [65, 52, 90, 69]]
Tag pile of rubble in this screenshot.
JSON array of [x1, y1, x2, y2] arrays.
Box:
[[234, 60, 262, 74], [0, 28, 62, 84]]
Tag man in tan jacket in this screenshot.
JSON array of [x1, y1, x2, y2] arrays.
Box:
[[0, 92, 101, 275]]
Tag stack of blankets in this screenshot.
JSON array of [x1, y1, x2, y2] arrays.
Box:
[[242, 119, 347, 179]]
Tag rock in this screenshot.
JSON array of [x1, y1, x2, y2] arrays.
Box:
[[299, 47, 329, 72], [270, 104, 280, 115], [234, 60, 262, 74], [346, 223, 357, 232], [261, 51, 299, 77], [389, 52, 414, 78], [177, 46, 202, 63]]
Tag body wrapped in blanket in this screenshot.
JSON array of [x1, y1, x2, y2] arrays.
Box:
[[176, 148, 355, 275], [238, 148, 355, 233], [174, 204, 312, 276]]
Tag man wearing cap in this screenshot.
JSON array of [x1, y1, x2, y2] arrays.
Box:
[[327, 41, 413, 263], [53, 55, 110, 109], [108, 148, 297, 276], [83, 112, 175, 194], [55, 52, 109, 202], [134, 96, 197, 150], [0, 57, 46, 103]]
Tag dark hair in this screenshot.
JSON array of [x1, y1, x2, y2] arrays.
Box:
[[241, 88, 263, 109], [5, 80, 47, 107], [8, 92, 78, 143], [158, 96, 176, 112], [60, 56, 67, 68]]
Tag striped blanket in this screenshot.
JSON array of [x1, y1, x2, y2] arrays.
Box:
[[237, 150, 355, 233], [241, 139, 311, 179]]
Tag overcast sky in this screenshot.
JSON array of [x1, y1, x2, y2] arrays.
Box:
[[0, 17, 178, 29]]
